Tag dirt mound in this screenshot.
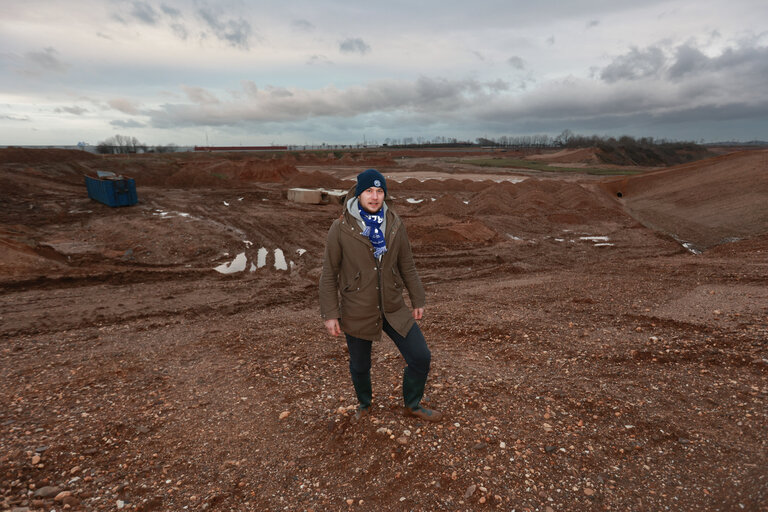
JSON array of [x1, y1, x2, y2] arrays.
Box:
[[465, 179, 617, 232], [407, 216, 498, 246], [238, 159, 299, 182], [415, 193, 469, 217], [602, 149, 768, 250], [0, 147, 98, 164], [164, 158, 299, 187]]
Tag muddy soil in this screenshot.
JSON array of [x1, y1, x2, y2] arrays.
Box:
[[1, 148, 766, 511]]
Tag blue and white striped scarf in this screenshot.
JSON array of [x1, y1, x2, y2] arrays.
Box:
[[358, 204, 387, 259]]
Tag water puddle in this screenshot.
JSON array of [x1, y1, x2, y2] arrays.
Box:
[[256, 248, 268, 268], [274, 249, 288, 271], [214, 246, 306, 274], [214, 252, 248, 274]]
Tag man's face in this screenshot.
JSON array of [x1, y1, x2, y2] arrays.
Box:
[[359, 187, 385, 213]]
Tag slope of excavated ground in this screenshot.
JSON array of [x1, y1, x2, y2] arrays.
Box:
[[1, 149, 766, 512], [602, 149, 768, 252]]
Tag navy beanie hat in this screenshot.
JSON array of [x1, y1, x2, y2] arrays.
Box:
[[355, 168, 387, 197]]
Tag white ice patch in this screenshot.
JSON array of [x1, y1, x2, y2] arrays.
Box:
[[214, 252, 247, 274], [682, 242, 702, 255], [406, 198, 423, 204], [507, 234, 523, 241], [223, 201, 229, 206], [555, 238, 565, 242], [594, 243, 615, 247], [274, 249, 288, 271], [463, 200, 470, 205], [238, 197, 244, 201], [244, 240, 253, 248], [296, 248, 307, 256], [257, 247, 268, 268], [153, 210, 191, 219], [579, 236, 610, 242]]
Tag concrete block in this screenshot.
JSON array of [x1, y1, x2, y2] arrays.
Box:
[[288, 188, 323, 204], [288, 188, 346, 205]]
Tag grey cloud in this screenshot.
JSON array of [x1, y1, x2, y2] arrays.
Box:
[[600, 46, 666, 82], [15, 47, 68, 76], [586, 19, 600, 28], [601, 42, 768, 84], [241, 80, 258, 98], [307, 54, 332, 65], [144, 40, 768, 142], [183, 86, 220, 104], [507, 56, 525, 70], [339, 38, 370, 55], [161, 4, 182, 18], [668, 43, 768, 80], [130, 1, 159, 25], [666, 45, 709, 79], [478, 42, 768, 136], [147, 77, 510, 129], [197, 8, 253, 50], [55, 106, 88, 115], [292, 19, 315, 31], [0, 114, 29, 122], [171, 23, 189, 40], [111, 119, 146, 128], [108, 98, 141, 115], [27, 47, 67, 72]]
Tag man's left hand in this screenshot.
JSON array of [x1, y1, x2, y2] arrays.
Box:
[[412, 308, 424, 320]]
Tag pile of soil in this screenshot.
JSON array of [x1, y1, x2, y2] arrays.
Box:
[[603, 149, 768, 250], [0, 147, 98, 164]]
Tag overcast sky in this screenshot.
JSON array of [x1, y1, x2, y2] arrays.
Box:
[[1, 0, 767, 146]]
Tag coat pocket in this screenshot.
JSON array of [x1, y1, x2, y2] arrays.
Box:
[[342, 271, 361, 292], [383, 267, 406, 313]]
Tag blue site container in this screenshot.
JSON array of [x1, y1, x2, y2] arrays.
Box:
[[85, 171, 138, 207]]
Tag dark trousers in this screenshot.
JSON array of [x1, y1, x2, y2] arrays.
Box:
[[345, 317, 431, 381]]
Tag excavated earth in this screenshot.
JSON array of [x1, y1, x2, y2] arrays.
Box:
[[1, 148, 766, 511]]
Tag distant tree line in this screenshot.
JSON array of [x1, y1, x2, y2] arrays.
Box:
[[96, 134, 178, 154], [474, 130, 703, 149]]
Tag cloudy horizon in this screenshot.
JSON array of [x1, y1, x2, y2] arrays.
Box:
[[1, 0, 767, 147]]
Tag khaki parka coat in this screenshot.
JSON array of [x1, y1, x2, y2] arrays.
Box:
[[319, 188, 425, 341]]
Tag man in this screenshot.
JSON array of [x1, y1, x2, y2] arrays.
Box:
[[319, 168, 442, 422]]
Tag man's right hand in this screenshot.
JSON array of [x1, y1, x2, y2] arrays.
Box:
[[324, 318, 341, 337]]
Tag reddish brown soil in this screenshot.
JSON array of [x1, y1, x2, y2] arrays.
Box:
[[602, 150, 768, 251], [1, 148, 766, 511]]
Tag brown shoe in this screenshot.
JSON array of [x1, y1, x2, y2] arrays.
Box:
[[354, 406, 371, 421], [404, 406, 442, 422]]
